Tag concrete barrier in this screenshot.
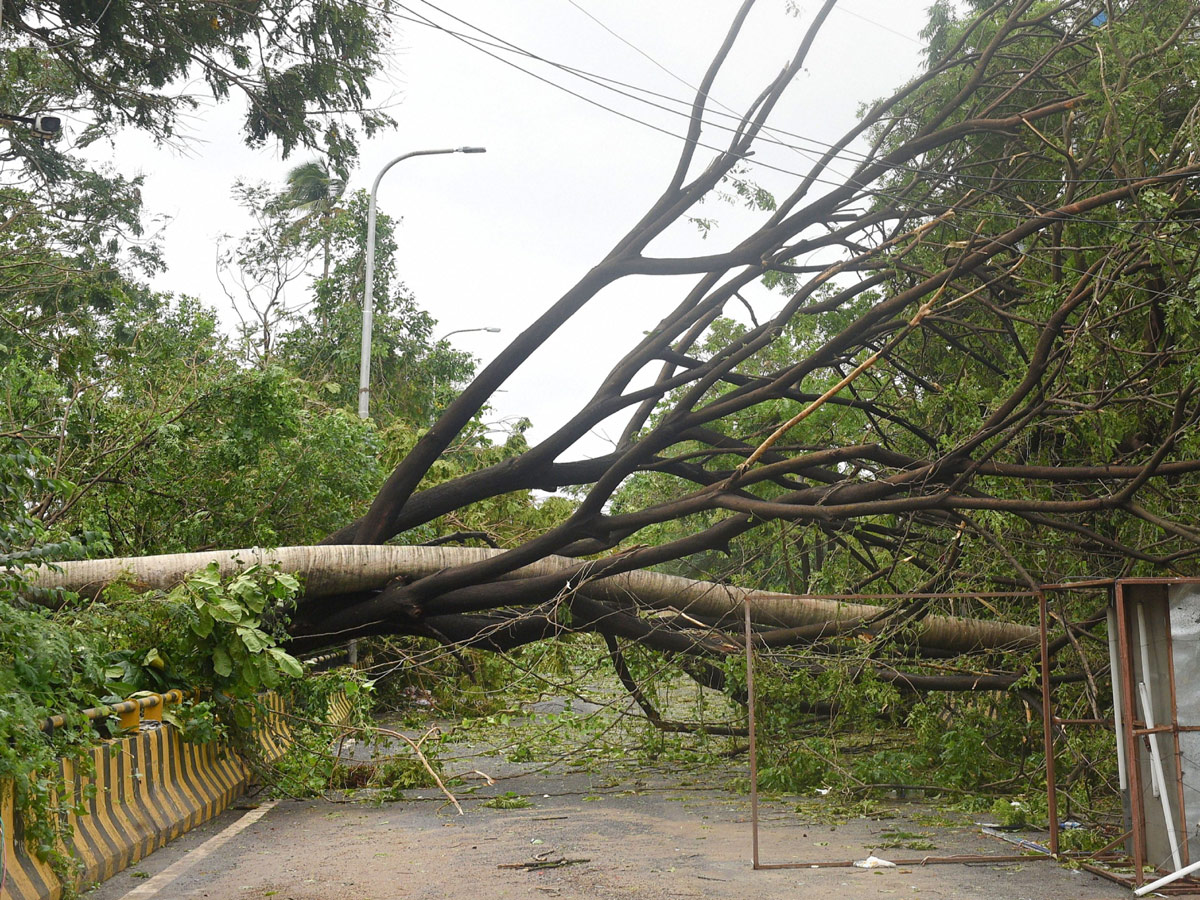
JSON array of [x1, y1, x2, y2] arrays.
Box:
[[2, 722, 247, 900], [1, 690, 350, 900]]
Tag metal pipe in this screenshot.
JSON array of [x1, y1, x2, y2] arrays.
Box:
[[1117, 584, 1148, 880], [1137, 601, 1184, 870], [40, 688, 191, 731], [1135, 855, 1200, 896], [1139, 684, 1165, 803], [1163, 600, 1190, 867], [1108, 605, 1128, 790], [1041, 578, 1119, 591], [744, 595, 759, 869], [755, 853, 1055, 870]]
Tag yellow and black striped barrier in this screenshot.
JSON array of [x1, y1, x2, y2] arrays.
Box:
[[1, 681, 353, 900], [2, 696, 250, 900]]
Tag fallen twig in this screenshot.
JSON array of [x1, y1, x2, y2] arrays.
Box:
[[374, 725, 464, 815], [499, 855, 591, 871]]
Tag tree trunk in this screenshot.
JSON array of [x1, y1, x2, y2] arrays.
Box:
[[27, 545, 1040, 654]]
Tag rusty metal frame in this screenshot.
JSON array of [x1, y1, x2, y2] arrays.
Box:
[[1036, 581, 1124, 871], [744, 596, 759, 869], [1096, 578, 1200, 892], [1036, 582, 1118, 859], [743, 591, 1072, 872], [1041, 578, 1200, 893], [1039, 588, 1058, 856], [742, 577, 1200, 886]]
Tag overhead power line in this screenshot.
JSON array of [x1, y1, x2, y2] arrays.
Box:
[[404, 0, 1190, 191], [380, 0, 1200, 300]]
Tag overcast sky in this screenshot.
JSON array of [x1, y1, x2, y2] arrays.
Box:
[[95, 1, 924, 458]]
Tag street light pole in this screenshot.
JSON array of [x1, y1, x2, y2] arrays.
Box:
[[358, 146, 486, 420]]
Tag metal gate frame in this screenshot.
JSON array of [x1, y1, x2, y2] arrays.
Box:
[[740, 581, 1153, 881]]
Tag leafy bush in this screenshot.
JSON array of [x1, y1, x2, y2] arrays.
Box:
[[0, 557, 308, 894]]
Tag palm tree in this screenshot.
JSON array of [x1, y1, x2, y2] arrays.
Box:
[[276, 159, 347, 280]]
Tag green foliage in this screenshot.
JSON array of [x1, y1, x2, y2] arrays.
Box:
[[274, 158, 347, 279], [173, 563, 304, 695], [276, 189, 476, 425], [758, 738, 835, 794], [482, 791, 532, 809], [0, 434, 114, 888], [162, 699, 225, 745], [258, 666, 452, 806], [256, 667, 387, 799], [0, 601, 109, 885], [877, 829, 937, 851], [0, 560, 307, 893], [1, 269, 387, 555], [991, 798, 1030, 829], [1059, 825, 1112, 853], [742, 643, 1057, 801], [1, 0, 393, 172]]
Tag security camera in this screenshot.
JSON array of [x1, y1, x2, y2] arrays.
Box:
[[0, 112, 62, 137], [31, 115, 61, 137]]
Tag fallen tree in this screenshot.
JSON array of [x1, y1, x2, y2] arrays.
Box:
[[28, 544, 1041, 655], [22, 1, 1200, 697], [297, 0, 1200, 661]]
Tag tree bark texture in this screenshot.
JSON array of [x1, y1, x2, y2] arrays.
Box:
[[28, 545, 1039, 654]]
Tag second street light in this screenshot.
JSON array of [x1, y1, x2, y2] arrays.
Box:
[[358, 146, 486, 420], [437, 326, 501, 342]]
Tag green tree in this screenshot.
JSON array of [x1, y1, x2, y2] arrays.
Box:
[[276, 189, 475, 425], [0, 0, 393, 173], [275, 158, 348, 280], [1, 215, 384, 556], [218, 179, 317, 366], [0, 0, 397, 359], [277, 0, 1200, 661]]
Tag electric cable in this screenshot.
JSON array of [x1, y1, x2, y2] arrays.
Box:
[[401, 0, 1198, 191], [387, 1, 1200, 307], [392, 0, 1200, 266]]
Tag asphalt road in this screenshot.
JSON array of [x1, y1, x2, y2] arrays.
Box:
[[84, 757, 1135, 900]]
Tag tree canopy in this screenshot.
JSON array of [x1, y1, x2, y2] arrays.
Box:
[[286, 0, 1200, 655], [1, 0, 393, 169], [12, 0, 1200, 670], [16, 0, 1200, 830]]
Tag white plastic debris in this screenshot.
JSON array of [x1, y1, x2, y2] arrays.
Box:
[[854, 856, 897, 868]]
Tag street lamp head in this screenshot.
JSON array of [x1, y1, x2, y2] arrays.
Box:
[[359, 145, 487, 419], [483, 327, 501, 333]]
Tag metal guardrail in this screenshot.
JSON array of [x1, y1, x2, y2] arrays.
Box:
[[301, 644, 361, 671], [38, 643, 356, 733], [40, 688, 195, 733]]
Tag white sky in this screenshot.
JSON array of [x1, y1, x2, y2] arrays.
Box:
[[90, 1, 924, 458]]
